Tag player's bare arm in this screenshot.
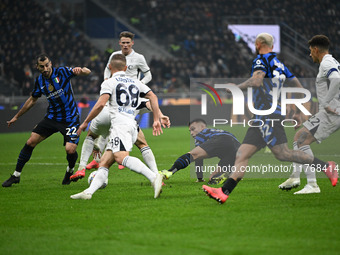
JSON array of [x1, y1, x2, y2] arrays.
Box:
[[77, 94, 110, 135], [239, 70, 265, 89], [226, 70, 265, 91], [73, 67, 91, 76], [145, 100, 171, 128], [7, 96, 38, 127], [144, 91, 163, 136]]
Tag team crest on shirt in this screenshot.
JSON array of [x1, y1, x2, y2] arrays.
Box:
[[48, 84, 55, 92], [128, 65, 134, 70]]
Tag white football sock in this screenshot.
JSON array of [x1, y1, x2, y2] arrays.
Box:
[[13, 171, 21, 177], [78, 136, 94, 170], [122, 156, 156, 182], [84, 167, 108, 195], [140, 146, 158, 173], [299, 145, 317, 185], [290, 142, 302, 179]]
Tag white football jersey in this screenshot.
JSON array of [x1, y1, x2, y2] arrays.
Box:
[[104, 50, 150, 81], [316, 54, 340, 110], [100, 71, 151, 126]]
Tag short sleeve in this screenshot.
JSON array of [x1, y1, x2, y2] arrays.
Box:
[[100, 80, 113, 96], [138, 81, 151, 97], [31, 77, 42, 98], [252, 58, 267, 75], [322, 59, 339, 78], [59, 66, 75, 79], [284, 65, 295, 80]]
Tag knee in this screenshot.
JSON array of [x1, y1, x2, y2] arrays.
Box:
[[66, 144, 77, 154], [113, 154, 124, 165]]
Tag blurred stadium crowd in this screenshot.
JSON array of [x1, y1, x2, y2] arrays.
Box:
[[1, 0, 339, 96]]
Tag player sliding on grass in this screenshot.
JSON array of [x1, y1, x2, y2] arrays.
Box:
[[70, 54, 164, 200], [202, 33, 338, 204], [2, 54, 91, 187], [161, 119, 240, 184], [279, 35, 340, 194]]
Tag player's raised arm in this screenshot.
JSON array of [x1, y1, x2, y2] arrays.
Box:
[[7, 96, 38, 127], [144, 101, 171, 128], [144, 91, 163, 136], [77, 94, 110, 135], [72, 67, 91, 76]]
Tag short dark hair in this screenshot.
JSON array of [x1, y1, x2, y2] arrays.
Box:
[[110, 53, 126, 70], [308, 35, 330, 51], [119, 31, 135, 40], [36, 53, 50, 64], [188, 118, 207, 126]]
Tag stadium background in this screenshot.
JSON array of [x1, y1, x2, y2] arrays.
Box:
[[1, 0, 340, 132], [1, 1, 340, 255]]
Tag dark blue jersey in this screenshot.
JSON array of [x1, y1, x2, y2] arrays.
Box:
[[195, 128, 239, 147], [32, 67, 79, 122], [251, 52, 295, 119]]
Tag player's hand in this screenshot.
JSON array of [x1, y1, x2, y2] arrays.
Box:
[[152, 121, 163, 136], [7, 116, 18, 128], [77, 122, 88, 136], [324, 106, 339, 115], [292, 112, 302, 130], [72, 67, 82, 75], [92, 149, 101, 161], [160, 115, 171, 128]]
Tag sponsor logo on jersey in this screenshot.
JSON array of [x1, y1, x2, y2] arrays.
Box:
[[46, 88, 64, 99]]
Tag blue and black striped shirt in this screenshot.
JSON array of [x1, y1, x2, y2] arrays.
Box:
[[32, 67, 79, 123], [195, 128, 239, 147], [251, 52, 295, 119]]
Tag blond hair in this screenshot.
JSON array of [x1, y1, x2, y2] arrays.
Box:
[[256, 33, 274, 48]]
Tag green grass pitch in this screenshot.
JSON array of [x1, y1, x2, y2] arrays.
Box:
[[0, 126, 339, 255]]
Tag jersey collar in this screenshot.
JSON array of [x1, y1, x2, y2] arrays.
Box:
[[112, 71, 126, 77]]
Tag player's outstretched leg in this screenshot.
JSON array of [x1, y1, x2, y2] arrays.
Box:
[[323, 161, 338, 187], [86, 159, 99, 170], [202, 185, 229, 204], [202, 178, 238, 204], [122, 155, 163, 198], [161, 153, 193, 180], [70, 168, 86, 182], [2, 175, 20, 187], [2, 143, 34, 187], [70, 167, 108, 200], [293, 184, 320, 194], [62, 166, 74, 185]]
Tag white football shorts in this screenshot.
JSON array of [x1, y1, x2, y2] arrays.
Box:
[[105, 124, 138, 153], [303, 109, 340, 143], [90, 106, 111, 138]]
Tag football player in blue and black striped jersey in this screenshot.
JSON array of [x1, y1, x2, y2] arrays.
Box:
[[2, 54, 91, 187], [161, 119, 240, 183], [203, 33, 336, 204]]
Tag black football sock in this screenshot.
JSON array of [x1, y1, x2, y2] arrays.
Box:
[[311, 157, 328, 171], [221, 178, 238, 195], [168, 153, 193, 173], [67, 151, 78, 170], [195, 159, 204, 180], [15, 143, 34, 172]]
